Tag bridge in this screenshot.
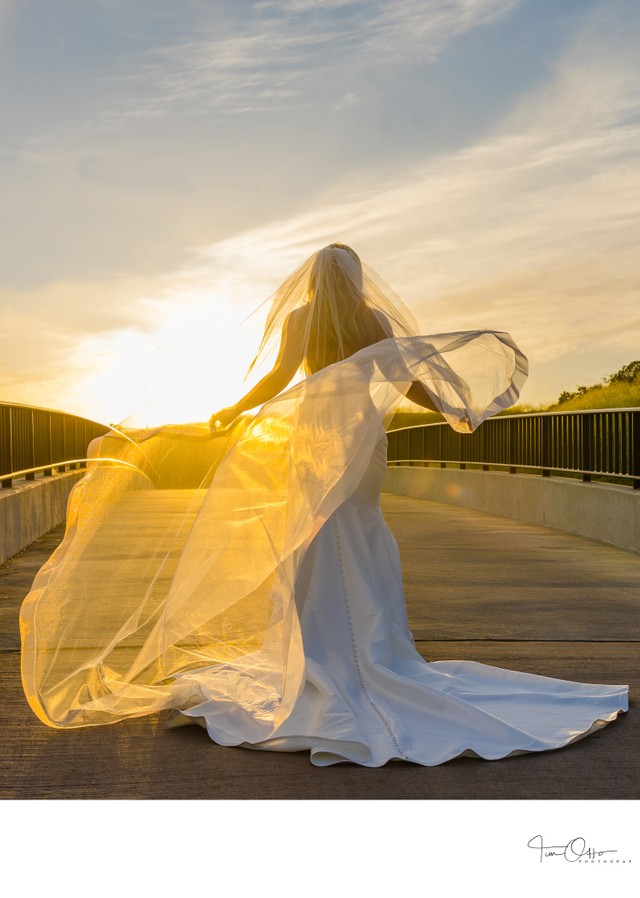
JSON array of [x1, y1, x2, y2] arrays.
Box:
[[1, 403, 638, 799]]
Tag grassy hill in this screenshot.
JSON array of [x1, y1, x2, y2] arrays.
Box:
[[547, 361, 640, 411]]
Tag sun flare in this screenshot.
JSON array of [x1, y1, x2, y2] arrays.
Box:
[[73, 289, 267, 428]]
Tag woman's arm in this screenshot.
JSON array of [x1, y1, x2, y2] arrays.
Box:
[[406, 380, 471, 430], [405, 380, 441, 413], [210, 309, 306, 430]]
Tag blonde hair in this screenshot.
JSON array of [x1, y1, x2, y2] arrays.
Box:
[[304, 244, 386, 374]]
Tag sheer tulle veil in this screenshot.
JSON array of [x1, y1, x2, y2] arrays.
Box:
[[246, 243, 420, 378], [19, 245, 528, 739]]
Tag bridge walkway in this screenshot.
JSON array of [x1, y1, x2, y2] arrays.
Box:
[[1, 493, 638, 800]]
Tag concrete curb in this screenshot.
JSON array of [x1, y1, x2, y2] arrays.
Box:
[[384, 466, 640, 554], [0, 472, 83, 564]]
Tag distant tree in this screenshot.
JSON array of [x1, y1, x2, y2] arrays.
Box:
[[607, 360, 640, 385], [556, 384, 589, 405]]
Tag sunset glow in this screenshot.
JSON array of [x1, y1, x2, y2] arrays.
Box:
[[1, 0, 639, 424]]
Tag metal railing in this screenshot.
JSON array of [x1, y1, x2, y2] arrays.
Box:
[[3, 403, 638, 491], [0, 402, 110, 489], [387, 408, 640, 489]]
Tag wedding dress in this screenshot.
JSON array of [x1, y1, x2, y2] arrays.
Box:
[[20, 249, 628, 766], [169, 428, 628, 766]]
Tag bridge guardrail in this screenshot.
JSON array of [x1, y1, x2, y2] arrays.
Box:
[[3, 403, 639, 491], [0, 402, 109, 489], [387, 408, 640, 489]]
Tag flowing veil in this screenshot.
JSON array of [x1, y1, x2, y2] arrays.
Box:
[[20, 247, 528, 742]]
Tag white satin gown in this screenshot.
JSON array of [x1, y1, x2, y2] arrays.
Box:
[[170, 432, 629, 767]]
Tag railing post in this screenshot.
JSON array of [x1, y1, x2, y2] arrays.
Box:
[[541, 415, 550, 477], [60, 418, 68, 473], [44, 413, 53, 476], [581, 413, 593, 482], [3, 407, 14, 488], [26, 408, 36, 480], [9, 406, 14, 479], [633, 410, 640, 489]]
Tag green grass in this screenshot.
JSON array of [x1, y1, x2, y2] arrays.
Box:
[[387, 410, 444, 430], [387, 403, 546, 430], [548, 379, 640, 412]]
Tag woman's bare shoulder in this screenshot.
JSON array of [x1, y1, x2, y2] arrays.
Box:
[[286, 305, 310, 333]]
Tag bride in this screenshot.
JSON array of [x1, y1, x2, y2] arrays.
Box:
[[20, 244, 628, 766]]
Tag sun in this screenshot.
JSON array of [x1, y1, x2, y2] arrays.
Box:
[[73, 290, 268, 428]]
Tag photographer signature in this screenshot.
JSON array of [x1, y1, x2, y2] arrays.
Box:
[[528, 835, 624, 863]]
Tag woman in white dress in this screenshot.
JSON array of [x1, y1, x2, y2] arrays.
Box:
[[20, 244, 628, 766]]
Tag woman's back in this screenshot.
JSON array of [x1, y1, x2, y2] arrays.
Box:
[[289, 301, 392, 376]]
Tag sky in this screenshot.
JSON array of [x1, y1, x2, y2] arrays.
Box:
[[1, 0, 639, 426]]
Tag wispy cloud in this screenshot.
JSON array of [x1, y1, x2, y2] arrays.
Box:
[[0, 274, 162, 404], [97, 0, 519, 124], [334, 92, 359, 111]]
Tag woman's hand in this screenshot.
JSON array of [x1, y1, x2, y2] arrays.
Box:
[[209, 406, 239, 433]]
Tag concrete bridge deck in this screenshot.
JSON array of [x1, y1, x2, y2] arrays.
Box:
[[1, 493, 638, 800]]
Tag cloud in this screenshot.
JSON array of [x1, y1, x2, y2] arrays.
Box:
[[96, 0, 519, 124], [0, 274, 166, 411], [334, 92, 359, 111]]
